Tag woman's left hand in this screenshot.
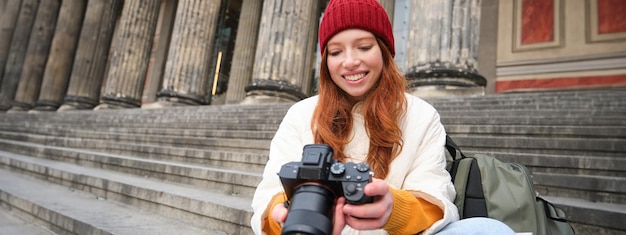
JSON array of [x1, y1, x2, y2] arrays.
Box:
[[339, 178, 394, 230]]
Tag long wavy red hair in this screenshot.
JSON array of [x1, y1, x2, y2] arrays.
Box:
[[312, 37, 407, 179]]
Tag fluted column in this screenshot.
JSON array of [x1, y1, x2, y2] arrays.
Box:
[[155, 0, 221, 106], [242, 0, 321, 104], [404, 0, 485, 97], [224, 0, 262, 104], [31, 0, 86, 112], [141, 0, 176, 106], [300, 4, 319, 97], [95, 0, 160, 110], [0, 0, 39, 111], [0, 0, 22, 83], [9, 0, 61, 112], [58, 0, 120, 111]]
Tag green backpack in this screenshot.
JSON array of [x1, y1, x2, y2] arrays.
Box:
[[445, 135, 575, 235]]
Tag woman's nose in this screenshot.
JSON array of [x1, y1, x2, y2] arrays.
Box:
[[343, 52, 360, 69]]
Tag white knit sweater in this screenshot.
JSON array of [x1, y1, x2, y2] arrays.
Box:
[[251, 94, 459, 235]]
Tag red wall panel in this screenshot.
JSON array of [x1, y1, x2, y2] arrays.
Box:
[[521, 0, 554, 44], [597, 0, 626, 34]]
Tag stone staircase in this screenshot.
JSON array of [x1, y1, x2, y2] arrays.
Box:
[[0, 88, 624, 234], [432, 89, 626, 234]]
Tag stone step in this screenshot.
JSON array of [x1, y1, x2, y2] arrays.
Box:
[[0, 114, 284, 127], [446, 124, 625, 139], [467, 151, 626, 177], [0, 129, 271, 154], [0, 208, 54, 235], [0, 169, 225, 235], [0, 150, 254, 234], [534, 172, 626, 205], [439, 109, 626, 118], [0, 132, 269, 173], [447, 135, 625, 157], [427, 88, 626, 107], [73, 103, 290, 117], [0, 140, 262, 196], [53, 103, 288, 116], [431, 100, 626, 111], [544, 196, 626, 234], [433, 101, 626, 111], [441, 116, 626, 126], [0, 121, 281, 133], [0, 105, 289, 123], [0, 124, 277, 140]]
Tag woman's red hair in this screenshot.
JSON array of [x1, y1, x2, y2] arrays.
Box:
[[312, 37, 407, 179]]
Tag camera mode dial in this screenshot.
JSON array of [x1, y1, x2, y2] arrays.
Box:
[[330, 162, 345, 175], [356, 162, 370, 172]]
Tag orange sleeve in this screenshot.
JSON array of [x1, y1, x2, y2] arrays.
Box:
[[261, 193, 287, 235], [382, 187, 444, 235]]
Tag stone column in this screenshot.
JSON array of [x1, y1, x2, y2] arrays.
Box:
[[58, 0, 120, 111], [141, 0, 176, 106], [153, 0, 221, 107], [404, 0, 485, 97], [242, 0, 321, 104], [300, 4, 320, 97], [224, 0, 262, 104], [0, 0, 38, 111], [0, 0, 22, 83], [9, 0, 61, 112], [95, 0, 160, 110], [378, 0, 395, 21], [31, 0, 87, 112]]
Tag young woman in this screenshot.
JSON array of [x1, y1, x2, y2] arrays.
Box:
[[251, 0, 514, 234]]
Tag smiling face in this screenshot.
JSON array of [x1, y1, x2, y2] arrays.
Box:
[[325, 29, 384, 102]]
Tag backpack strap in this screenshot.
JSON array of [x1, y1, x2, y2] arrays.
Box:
[[537, 197, 576, 234], [445, 135, 467, 160], [445, 135, 488, 218], [538, 197, 569, 222]]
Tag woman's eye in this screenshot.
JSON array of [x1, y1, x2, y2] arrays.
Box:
[[329, 51, 341, 56], [359, 46, 372, 51]]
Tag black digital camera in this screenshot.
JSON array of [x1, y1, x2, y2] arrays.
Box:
[[278, 144, 373, 235]]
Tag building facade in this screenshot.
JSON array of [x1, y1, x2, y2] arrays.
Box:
[[0, 0, 624, 112]]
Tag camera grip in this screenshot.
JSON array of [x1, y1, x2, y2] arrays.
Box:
[[340, 162, 374, 204]]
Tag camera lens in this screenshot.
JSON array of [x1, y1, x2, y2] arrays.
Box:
[[281, 183, 336, 235]]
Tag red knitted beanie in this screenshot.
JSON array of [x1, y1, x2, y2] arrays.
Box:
[[319, 0, 395, 57]]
